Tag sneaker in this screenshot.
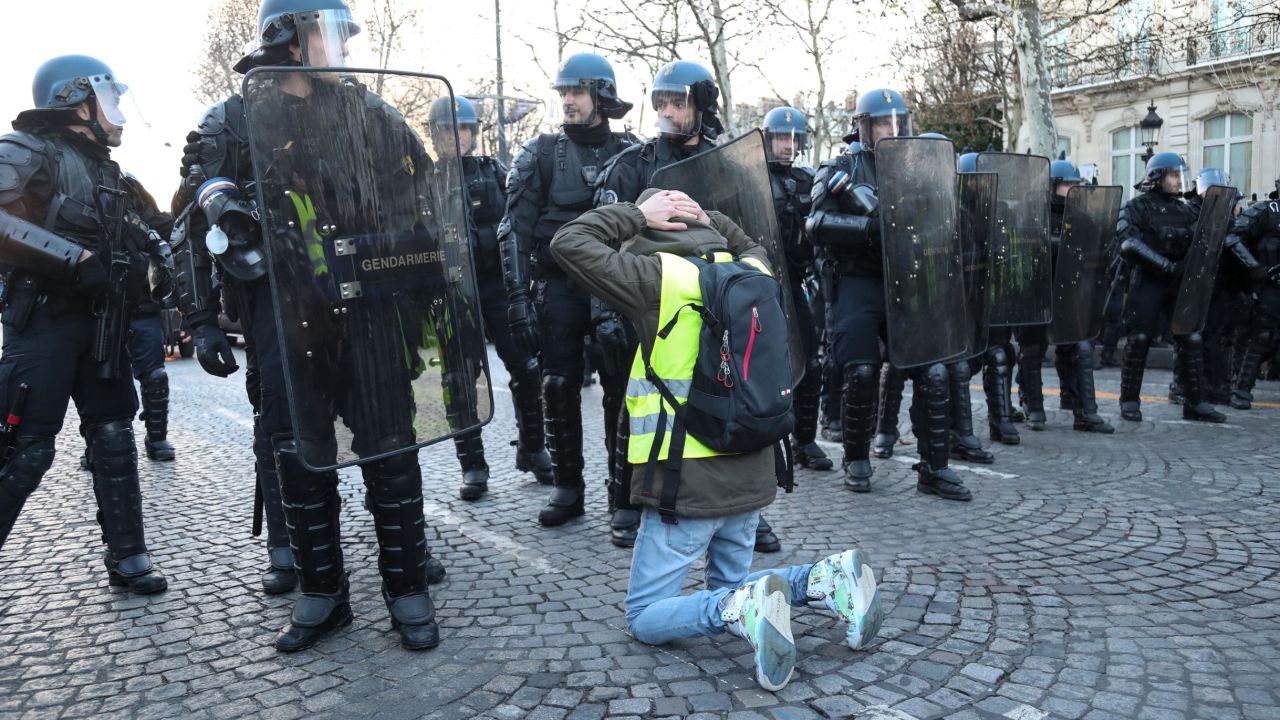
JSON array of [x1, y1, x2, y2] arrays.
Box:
[[806, 549, 884, 651], [720, 574, 796, 692]]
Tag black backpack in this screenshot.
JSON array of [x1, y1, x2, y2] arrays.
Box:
[[640, 253, 795, 523]]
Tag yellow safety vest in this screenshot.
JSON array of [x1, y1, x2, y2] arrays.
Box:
[[626, 251, 770, 465]]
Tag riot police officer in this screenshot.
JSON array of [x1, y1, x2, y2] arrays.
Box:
[[762, 107, 834, 474], [806, 90, 971, 501], [594, 60, 741, 548], [0, 55, 169, 594], [498, 53, 636, 529], [956, 153, 1020, 446], [126, 178, 177, 462], [875, 137, 992, 467], [1117, 153, 1225, 423], [1228, 191, 1280, 409], [175, 0, 449, 651], [1045, 160, 1113, 433], [427, 96, 553, 500]]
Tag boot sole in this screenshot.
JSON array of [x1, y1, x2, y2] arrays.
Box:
[[146, 451, 175, 461], [797, 457, 834, 471], [751, 574, 796, 692], [108, 574, 169, 595], [538, 508, 585, 527], [839, 549, 884, 650], [951, 449, 995, 465], [916, 481, 973, 502], [459, 485, 488, 501]]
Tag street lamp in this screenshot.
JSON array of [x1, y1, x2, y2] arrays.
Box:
[[1139, 102, 1163, 163]]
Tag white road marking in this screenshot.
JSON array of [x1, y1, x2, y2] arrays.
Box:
[[422, 500, 564, 576]]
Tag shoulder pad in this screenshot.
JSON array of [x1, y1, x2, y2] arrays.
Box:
[[614, 130, 642, 146], [197, 96, 247, 139], [363, 90, 407, 124], [510, 138, 539, 172], [0, 132, 49, 197], [795, 166, 816, 181]]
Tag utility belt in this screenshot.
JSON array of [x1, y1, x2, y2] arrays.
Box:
[[0, 271, 84, 331]]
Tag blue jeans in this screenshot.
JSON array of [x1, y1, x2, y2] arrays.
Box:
[[625, 507, 813, 645]]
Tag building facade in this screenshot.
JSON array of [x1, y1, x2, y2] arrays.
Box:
[[1050, 2, 1279, 201]]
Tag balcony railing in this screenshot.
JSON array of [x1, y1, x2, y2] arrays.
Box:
[[1048, 16, 1280, 91]]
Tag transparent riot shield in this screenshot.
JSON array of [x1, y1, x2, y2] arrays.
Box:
[[876, 136, 969, 368], [959, 172, 997, 358], [1048, 185, 1123, 344], [244, 68, 492, 471], [1171, 185, 1236, 335], [649, 130, 805, 384], [975, 153, 1053, 326]]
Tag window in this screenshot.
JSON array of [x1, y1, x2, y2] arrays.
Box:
[[1110, 126, 1144, 200], [1056, 136, 1072, 160], [1203, 113, 1252, 195]]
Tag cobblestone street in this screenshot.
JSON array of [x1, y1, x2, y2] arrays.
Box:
[[2, 347, 1278, 720]]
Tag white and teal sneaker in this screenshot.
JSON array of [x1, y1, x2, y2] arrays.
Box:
[[806, 548, 883, 650], [720, 573, 796, 692]]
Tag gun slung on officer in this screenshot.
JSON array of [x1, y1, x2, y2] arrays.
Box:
[[90, 184, 131, 380]]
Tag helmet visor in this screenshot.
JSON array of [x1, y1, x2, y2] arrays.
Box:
[[551, 80, 599, 126], [859, 109, 913, 148], [765, 128, 807, 163], [294, 9, 361, 69], [88, 75, 128, 126], [652, 87, 698, 138], [1196, 169, 1231, 195], [1160, 166, 1190, 195]]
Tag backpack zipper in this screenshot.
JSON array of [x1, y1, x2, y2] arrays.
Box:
[[743, 306, 761, 381]]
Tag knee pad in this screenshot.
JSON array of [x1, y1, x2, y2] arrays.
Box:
[[0, 437, 56, 496], [921, 363, 948, 392], [946, 361, 970, 384], [542, 373, 576, 405], [1128, 332, 1151, 353], [844, 363, 878, 387], [1256, 329, 1275, 348], [985, 345, 1009, 369], [142, 366, 168, 386], [508, 356, 540, 392], [1178, 333, 1204, 352], [364, 451, 422, 501], [86, 421, 136, 477]]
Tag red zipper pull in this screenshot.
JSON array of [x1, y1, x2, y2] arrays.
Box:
[[752, 306, 762, 333]]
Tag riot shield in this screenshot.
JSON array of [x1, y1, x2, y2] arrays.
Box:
[[876, 136, 969, 368], [958, 172, 997, 358], [649, 130, 805, 384], [1048, 185, 1123, 344], [243, 68, 492, 472], [975, 153, 1053, 326], [1171, 185, 1236, 335]]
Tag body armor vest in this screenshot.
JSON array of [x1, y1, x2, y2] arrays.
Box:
[[820, 149, 881, 278], [769, 164, 813, 279], [1134, 192, 1197, 260], [463, 156, 504, 278]]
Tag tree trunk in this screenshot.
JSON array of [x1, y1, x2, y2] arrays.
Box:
[[710, 0, 734, 134], [1008, 0, 1056, 156]]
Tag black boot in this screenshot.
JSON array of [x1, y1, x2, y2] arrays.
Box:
[[510, 362, 554, 484], [1231, 328, 1273, 410], [1178, 335, 1227, 422], [792, 365, 833, 470], [983, 347, 1020, 445], [272, 438, 350, 653], [1017, 344, 1047, 430], [754, 514, 781, 553], [453, 430, 490, 501], [873, 365, 905, 459], [1054, 347, 1079, 411], [606, 380, 642, 547], [841, 363, 879, 492], [88, 421, 167, 595], [1071, 341, 1114, 434], [363, 451, 442, 650], [913, 364, 971, 502], [262, 546, 298, 595], [947, 361, 993, 464], [539, 374, 585, 526], [139, 367, 175, 461], [1119, 333, 1150, 421]]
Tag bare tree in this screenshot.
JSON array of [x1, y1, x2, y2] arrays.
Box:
[[759, 0, 845, 160], [193, 0, 259, 107]]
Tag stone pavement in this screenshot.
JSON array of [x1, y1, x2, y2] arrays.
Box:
[[2, 348, 1278, 720]]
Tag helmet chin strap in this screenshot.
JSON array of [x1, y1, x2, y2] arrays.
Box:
[[71, 97, 112, 145]]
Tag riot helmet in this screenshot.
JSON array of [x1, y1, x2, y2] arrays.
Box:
[[1050, 159, 1082, 197], [762, 106, 807, 164], [957, 152, 979, 173], [917, 132, 949, 140], [234, 0, 362, 74], [18, 55, 129, 146], [651, 60, 724, 141], [852, 88, 913, 149], [1137, 151, 1188, 195], [1194, 167, 1230, 197], [552, 53, 631, 126], [428, 95, 479, 157]]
